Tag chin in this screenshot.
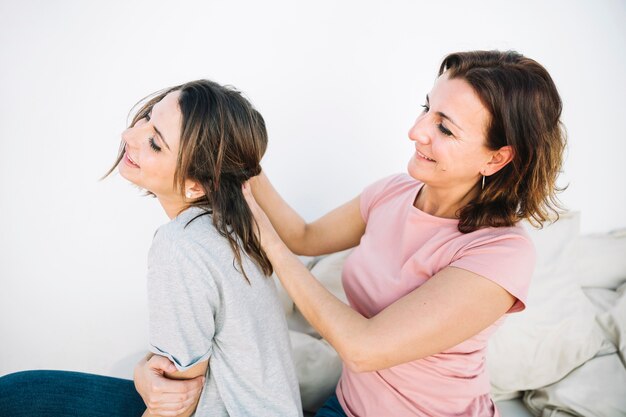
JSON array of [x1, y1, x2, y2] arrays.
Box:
[[118, 166, 133, 182], [118, 167, 142, 188], [406, 158, 424, 182]]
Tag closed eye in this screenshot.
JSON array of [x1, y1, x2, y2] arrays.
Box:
[[149, 137, 162, 152], [423, 96, 454, 137], [145, 111, 162, 151], [437, 123, 454, 137]]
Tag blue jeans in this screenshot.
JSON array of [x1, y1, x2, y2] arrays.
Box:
[[314, 393, 347, 417], [0, 370, 145, 417]]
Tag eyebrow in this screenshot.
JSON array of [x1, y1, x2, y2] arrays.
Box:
[[426, 95, 464, 133], [149, 109, 171, 150]]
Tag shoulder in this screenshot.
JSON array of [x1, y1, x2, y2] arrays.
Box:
[[462, 224, 535, 257], [451, 224, 535, 312], [361, 173, 421, 216], [364, 173, 420, 196], [149, 208, 221, 264]]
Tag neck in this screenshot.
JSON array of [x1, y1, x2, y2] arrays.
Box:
[[414, 181, 480, 219], [157, 195, 188, 220]]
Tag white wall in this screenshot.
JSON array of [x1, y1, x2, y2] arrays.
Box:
[[1, 0, 625, 377]]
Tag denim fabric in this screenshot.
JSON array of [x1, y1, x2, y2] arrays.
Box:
[[0, 370, 145, 417], [314, 393, 347, 417]]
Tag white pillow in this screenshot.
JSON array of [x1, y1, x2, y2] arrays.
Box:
[[306, 249, 351, 305], [488, 213, 608, 398], [595, 281, 626, 365], [521, 211, 580, 276], [289, 331, 342, 413], [279, 251, 349, 412], [523, 353, 626, 417], [273, 255, 315, 316], [285, 250, 351, 338], [574, 229, 626, 289]]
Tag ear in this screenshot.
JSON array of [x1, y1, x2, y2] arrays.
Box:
[[483, 145, 514, 176], [184, 180, 206, 199]]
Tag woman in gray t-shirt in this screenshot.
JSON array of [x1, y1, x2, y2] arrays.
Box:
[[115, 79, 302, 417], [0, 80, 302, 417]]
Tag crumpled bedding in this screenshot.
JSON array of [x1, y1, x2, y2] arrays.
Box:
[[523, 283, 626, 416]]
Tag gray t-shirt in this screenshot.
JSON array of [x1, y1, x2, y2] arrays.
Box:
[[147, 206, 302, 417]]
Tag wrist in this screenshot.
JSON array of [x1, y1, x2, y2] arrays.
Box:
[[262, 231, 288, 259]]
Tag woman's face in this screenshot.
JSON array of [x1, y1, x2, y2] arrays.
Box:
[[407, 74, 494, 190], [118, 91, 183, 199]]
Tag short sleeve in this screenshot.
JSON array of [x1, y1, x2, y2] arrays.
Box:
[[450, 231, 536, 313], [360, 174, 409, 222], [147, 229, 218, 371]]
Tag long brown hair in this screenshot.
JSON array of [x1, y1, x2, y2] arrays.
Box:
[[439, 50, 567, 232], [107, 80, 272, 281]]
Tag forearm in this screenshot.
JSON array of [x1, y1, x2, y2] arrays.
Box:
[[267, 239, 370, 369], [135, 353, 206, 417], [250, 172, 366, 256], [250, 172, 311, 255]]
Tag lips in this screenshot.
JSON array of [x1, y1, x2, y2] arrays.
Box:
[[123, 146, 140, 168], [416, 150, 436, 162]]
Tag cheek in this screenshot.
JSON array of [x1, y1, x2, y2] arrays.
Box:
[[141, 150, 175, 181], [455, 147, 489, 172], [431, 140, 448, 158]]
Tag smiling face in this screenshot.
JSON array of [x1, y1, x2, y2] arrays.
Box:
[[407, 74, 494, 190], [118, 90, 183, 199]]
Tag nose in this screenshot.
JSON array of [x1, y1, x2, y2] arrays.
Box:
[[408, 115, 431, 145], [121, 123, 143, 148]]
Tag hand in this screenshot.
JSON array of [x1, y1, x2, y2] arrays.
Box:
[[134, 355, 204, 417], [242, 181, 283, 254]]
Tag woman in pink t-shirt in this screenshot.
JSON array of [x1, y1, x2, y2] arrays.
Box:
[[136, 50, 566, 416]]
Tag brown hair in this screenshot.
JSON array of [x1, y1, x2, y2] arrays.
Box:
[[439, 50, 567, 232], [107, 80, 272, 281]]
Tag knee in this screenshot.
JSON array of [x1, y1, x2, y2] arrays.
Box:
[[0, 371, 52, 414], [0, 370, 47, 390]]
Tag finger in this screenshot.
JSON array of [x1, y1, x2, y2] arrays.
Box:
[[242, 182, 258, 206], [177, 375, 205, 393], [149, 399, 190, 410], [148, 355, 178, 373], [172, 394, 201, 415], [153, 375, 205, 395], [147, 387, 203, 414], [148, 408, 189, 417], [148, 392, 194, 406], [184, 378, 205, 397]]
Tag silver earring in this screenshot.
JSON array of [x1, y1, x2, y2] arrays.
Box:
[[185, 190, 192, 199], [481, 175, 485, 190]]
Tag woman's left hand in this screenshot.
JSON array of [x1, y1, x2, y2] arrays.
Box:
[[134, 355, 204, 417]]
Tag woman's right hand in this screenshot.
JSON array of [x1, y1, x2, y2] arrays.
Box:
[[134, 354, 205, 417]]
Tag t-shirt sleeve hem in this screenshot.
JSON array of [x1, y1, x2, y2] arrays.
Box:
[[447, 264, 527, 313], [149, 345, 212, 372]]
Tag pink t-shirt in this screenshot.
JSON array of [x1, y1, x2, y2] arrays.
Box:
[[336, 174, 535, 417]]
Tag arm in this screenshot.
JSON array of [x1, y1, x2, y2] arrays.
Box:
[[249, 171, 366, 256], [134, 354, 206, 417], [243, 184, 515, 372], [141, 229, 216, 416]]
